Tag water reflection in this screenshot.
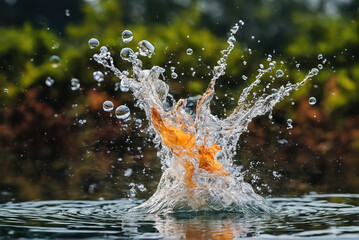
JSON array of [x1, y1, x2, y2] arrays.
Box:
[[154, 212, 263, 239]]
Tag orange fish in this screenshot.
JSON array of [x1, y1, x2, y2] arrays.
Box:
[[151, 106, 229, 188]]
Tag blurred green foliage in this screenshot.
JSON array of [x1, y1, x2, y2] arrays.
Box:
[[0, 0, 358, 202]]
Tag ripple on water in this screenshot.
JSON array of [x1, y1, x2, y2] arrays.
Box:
[[0, 194, 358, 239]]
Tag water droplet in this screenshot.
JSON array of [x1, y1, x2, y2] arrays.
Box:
[[138, 40, 155, 57], [276, 70, 284, 78], [49, 55, 60, 68], [71, 78, 80, 90], [120, 84, 129, 92], [227, 36, 236, 44], [296, 63, 300, 68], [115, 105, 130, 119], [243, 61, 247, 65], [100, 46, 108, 53], [135, 118, 142, 128], [45, 77, 55, 86], [122, 30, 133, 43], [287, 118, 293, 125], [318, 64, 323, 70], [124, 168, 133, 177], [88, 38, 99, 49], [120, 47, 134, 61], [309, 97, 317, 105], [271, 88, 278, 94], [65, 9, 70, 16], [310, 68, 319, 76], [239, 20, 244, 26], [4, 88, 8, 93], [171, 72, 178, 79], [103, 100, 114, 112], [277, 139, 288, 145], [242, 75, 248, 81], [93, 71, 104, 82], [317, 54, 323, 60], [186, 48, 193, 55]]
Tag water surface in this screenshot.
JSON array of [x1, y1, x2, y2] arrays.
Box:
[[1, 193, 358, 239]]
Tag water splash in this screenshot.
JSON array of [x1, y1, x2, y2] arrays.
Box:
[[92, 22, 320, 214]]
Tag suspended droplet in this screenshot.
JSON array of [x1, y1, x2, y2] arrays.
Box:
[[122, 30, 133, 43], [138, 40, 155, 57], [135, 118, 142, 128], [271, 88, 278, 94], [103, 100, 114, 112], [65, 9, 70, 16], [276, 70, 284, 78], [4, 88, 8, 93], [171, 72, 178, 79], [45, 77, 55, 86], [71, 78, 80, 90], [124, 168, 133, 177], [120, 84, 129, 92], [227, 36, 236, 44], [310, 68, 319, 76], [317, 54, 323, 60], [239, 20, 244, 26], [49, 55, 60, 68], [309, 97, 317, 105], [88, 38, 99, 49], [242, 75, 247, 81], [115, 105, 130, 119], [275, 69, 284, 78], [93, 71, 104, 82], [286, 119, 293, 129], [100, 46, 108, 53], [186, 48, 193, 55], [318, 64, 323, 70], [120, 47, 134, 61]]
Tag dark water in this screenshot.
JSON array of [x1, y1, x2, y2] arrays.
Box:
[[0, 193, 358, 239]]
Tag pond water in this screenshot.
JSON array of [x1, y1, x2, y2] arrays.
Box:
[[1, 193, 358, 239]]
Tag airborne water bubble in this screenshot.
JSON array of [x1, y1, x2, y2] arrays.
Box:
[[70, 78, 80, 90], [115, 105, 130, 119], [49, 55, 60, 68], [100, 46, 108, 53], [309, 97, 317, 105], [93, 71, 104, 82], [88, 38, 99, 49], [310, 68, 319, 76], [45, 77, 55, 86], [120, 48, 134, 61], [227, 36, 236, 44], [171, 72, 178, 79], [103, 100, 114, 112], [276, 70, 284, 78], [138, 40, 155, 57], [120, 84, 129, 92], [122, 30, 133, 43], [317, 54, 323, 60], [186, 48, 193, 55]]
